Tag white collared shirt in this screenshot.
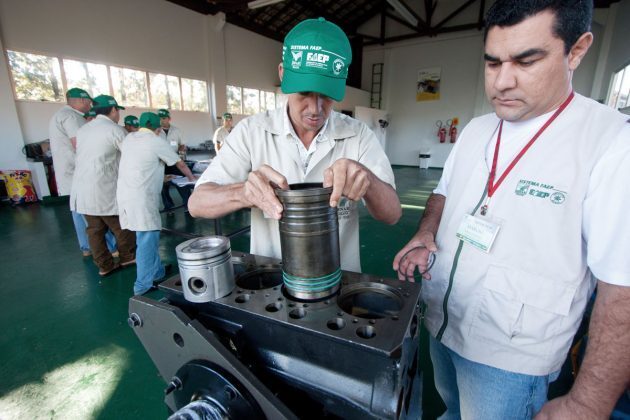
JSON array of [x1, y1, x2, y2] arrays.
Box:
[[48, 105, 86, 195]]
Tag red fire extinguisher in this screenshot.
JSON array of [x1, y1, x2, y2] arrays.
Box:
[[449, 117, 459, 143], [436, 121, 447, 143]]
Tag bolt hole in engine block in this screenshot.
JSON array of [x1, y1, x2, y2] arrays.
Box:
[[356, 325, 376, 339]]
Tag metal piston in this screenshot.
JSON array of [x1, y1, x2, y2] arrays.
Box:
[[275, 183, 341, 300], [176, 236, 234, 303]]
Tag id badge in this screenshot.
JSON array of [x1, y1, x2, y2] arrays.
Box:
[[456, 214, 501, 253]]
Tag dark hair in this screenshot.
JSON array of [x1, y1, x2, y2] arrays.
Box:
[[94, 106, 115, 116], [484, 0, 592, 54]]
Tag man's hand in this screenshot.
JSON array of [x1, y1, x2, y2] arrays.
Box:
[[243, 164, 289, 220], [535, 395, 603, 420], [323, 158, 372, 207], [393, 231, 438, 281]]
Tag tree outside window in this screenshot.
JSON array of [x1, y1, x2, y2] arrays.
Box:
[[7, 50, 63, 101]]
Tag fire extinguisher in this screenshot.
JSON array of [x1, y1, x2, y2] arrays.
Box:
[[449, 117, 459, 143], [436, 121, 447, 143]]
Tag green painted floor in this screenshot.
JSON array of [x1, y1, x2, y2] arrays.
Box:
[[0, 166, 445, 419]]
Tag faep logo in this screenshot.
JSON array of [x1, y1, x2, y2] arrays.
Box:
[[306, 52, 330, 64]]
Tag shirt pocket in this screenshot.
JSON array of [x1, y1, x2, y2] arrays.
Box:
[[470, 264, 577, 350]]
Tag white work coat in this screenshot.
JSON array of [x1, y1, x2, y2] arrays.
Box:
[[159, 125, 184, 153], [117, 128, 180, 231], [196, 107, 396, 273], [212, 126, 230, 150], [70, 115, 126, 215], [49, 105, 86, 195], [425, 93, 630, 376]]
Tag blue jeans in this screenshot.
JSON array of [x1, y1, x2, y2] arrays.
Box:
[[134, 230, 165, 295], [71, 211, 116, 252], [429, 335, 559, 419]]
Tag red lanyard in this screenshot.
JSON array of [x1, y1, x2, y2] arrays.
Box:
[[486, 92, 575, 201]]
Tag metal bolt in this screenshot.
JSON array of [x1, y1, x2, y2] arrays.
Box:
[[164, 376, 182, 395], [127, 313, 142, 328]]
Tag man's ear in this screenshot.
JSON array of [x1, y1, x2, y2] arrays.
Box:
[[278, 63, 284, 82], [568, 32, 593, 71]]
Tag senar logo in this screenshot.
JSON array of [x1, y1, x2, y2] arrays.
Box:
[[291, 50, 303, 69]]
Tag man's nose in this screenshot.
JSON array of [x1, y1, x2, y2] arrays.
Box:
[[493, 62, 517, 91], [305, 93, 324, 114]]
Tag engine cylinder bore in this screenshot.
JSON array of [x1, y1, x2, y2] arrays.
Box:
[[275, 183, 341, 300], [176, 236, 234, 303]]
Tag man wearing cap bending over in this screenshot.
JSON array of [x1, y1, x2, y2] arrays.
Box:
[[212, 112, 233, 153], [49, 88, 97, 256], [189, 18, 401, 273], [123, 115, 140, 133], [118, 112, 196, 296], [71, 95, 136, 276]]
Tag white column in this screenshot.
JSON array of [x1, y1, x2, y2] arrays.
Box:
[[206, 13, 228, 127]]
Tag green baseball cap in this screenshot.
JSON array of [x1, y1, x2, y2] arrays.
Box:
[[223, 112, 232, 119], [139, 112, 160, 129], [124, 115, 139, 127], [158, 109, 170, 118], [281, 17, 352, 102], [92, 95, 125, 110], [84, 109, 96, 118], [66, 87, 94, 101]]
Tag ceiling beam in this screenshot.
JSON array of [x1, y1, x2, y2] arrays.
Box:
[[225, 14, 284, 42], [385, 12, 422, 33], [364, 22, 479, 46], [434, 0, 478, 30], [477, 0, 485, 29]]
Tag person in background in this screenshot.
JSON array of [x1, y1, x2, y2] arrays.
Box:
[[49, 87, 116, 257], [189, 18, 401, 273], [393, 1, 630, 418], [212, 112, 233, 153], [70, 95, 136, 276], [158, 108, 188, 210], [84, 108, 96, 122], [123, 115, 139, 133], [117, 112, 196, 295]]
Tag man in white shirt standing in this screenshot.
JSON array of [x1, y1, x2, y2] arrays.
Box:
[[212, 112, 233, 153], [71, 95, 136, 276], [49, 87, 116, 257], [117, 112, 195, 296], [394, 1, 630, 418], [158, 108, 188, 210], [189, 18, 401, 273]]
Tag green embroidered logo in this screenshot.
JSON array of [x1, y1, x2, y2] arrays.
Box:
[[515, 179, 567, 204]]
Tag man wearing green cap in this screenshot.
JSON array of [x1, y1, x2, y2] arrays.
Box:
[[70, 95, 136, 276], [212, 112, 233, 153], [157, 109, 185, 155], [117, 112, 196, 295], [49, 87, 100, 256], [190, 18, 401, 273], [123, 115, 140, 133]]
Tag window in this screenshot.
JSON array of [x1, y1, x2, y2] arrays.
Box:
[[243, 88, 260, 115], [181, 78, 208, 112], [7, 50, 64, 101], [63, 59, 110, 97], [149, 73, 182, 110], [110, 66, 149, 107], [226, 85, 278, 115], [607, 64, 630, 110], [262, 91, 276, 112], [227, 85, 242, 114]]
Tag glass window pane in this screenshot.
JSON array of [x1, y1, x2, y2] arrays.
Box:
[[617, 67, 630, 109], [181, 78, 208, 112], [110, 66, 149, 107], [265, 91, 276, 111], [150, 73, 182, 110], [7, 50, 63, 101], [226, 85, 242, 114], [167, 75, 182, 110], [63, 59, 109, 97], [607, 69, 624, 108], [243, 88, 260, 115]]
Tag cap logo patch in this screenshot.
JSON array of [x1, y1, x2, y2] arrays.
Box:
[[333, 58, 344, 75], [291, 50, 303, 69], [306, 52, 330, 69]]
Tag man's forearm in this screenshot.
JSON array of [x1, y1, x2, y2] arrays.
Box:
[[175, 160, 195, 181], [416, 193, 445, 237], [188, 182, 248, 219], [568, 281, 630, 417], [364, 176, 402, 225]]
